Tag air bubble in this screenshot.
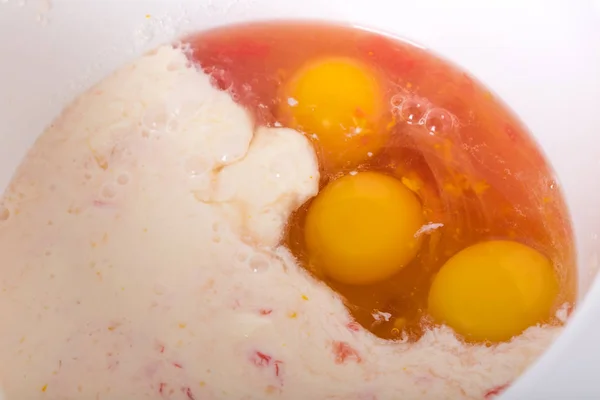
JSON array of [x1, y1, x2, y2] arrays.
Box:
[[116, 173, 130, 186], [249, 255, 270, 273], [0, 206, 10, 222], [399, 98, 427, 125], [424, 108, 454, 135], [390, 94, 405, 108], [101, 184, 118, 199]]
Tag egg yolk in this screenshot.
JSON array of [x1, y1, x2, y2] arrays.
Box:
[[280, 57, 385, 168], [304, 171, 424, 285], [428, 240, 559, 343]]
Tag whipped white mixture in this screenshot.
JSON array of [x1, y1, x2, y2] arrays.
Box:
[[0, 45, 565, 400]]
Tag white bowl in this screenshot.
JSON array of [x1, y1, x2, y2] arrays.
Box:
[[1, 0, 599, 398]]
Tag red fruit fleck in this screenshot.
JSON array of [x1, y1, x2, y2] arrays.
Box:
[[259, 308, 273, 315], [251, 351, 272, 367], [332, 341, 362, 364], [484, 383, 509, 399], [172, 362, 183, 369], [274, 360, 282, 377], [158, 382, 166, 394], [346, 322, 360, 332], [184, 387, 196, 400], [250, 351, 285, 381]]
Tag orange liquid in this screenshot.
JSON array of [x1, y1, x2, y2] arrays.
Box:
[[186, 22, 576, 340]]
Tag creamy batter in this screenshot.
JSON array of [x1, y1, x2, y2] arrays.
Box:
[[0, 45, 565, 400]]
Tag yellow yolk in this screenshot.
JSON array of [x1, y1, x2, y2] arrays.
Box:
[[280, 57, 385, 169], [304, 172, 424, 285], [428, 240, 559, 343]]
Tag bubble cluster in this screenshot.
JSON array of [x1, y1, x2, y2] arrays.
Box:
[[391, 94, 456, 135], [425, 108, 454, 135], [399, 98, 427, 125]]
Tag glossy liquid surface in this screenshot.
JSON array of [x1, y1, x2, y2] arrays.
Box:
[[186, 22, 575, 341]]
